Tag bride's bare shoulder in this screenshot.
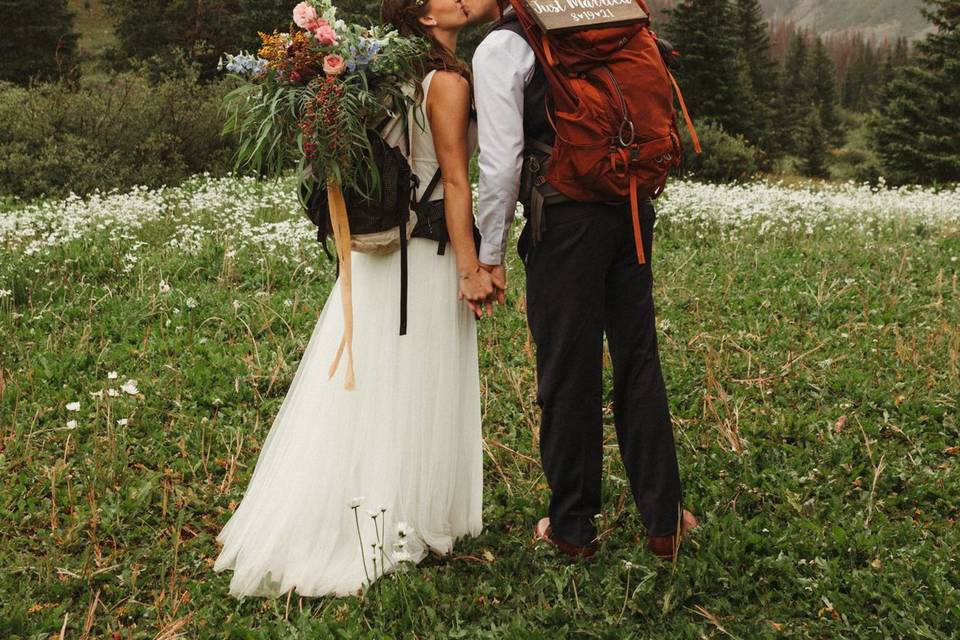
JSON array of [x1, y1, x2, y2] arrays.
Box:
[[430, 70, 470, 98]]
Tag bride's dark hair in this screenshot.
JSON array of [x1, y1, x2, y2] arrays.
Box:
[[380, 0, 472, 82]]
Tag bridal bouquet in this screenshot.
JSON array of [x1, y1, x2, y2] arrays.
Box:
[[220, 1, 427, 195], [220, 1, 429, 389]]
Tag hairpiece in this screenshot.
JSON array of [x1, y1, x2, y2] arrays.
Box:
[[415, 0, 426, 6]]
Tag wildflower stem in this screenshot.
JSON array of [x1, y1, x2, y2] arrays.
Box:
[[352, 506, 370, 584], [617, 567, 631, 624]]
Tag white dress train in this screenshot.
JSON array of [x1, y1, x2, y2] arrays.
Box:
[[214, 70, 483, 598]]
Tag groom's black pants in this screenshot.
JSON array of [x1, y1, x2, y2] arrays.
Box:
[[519, 197, 683, 547]]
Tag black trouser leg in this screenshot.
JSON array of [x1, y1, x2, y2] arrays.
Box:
[[522, 205, 607, 547], [521, 199, 683, 546], [604, 201, 682, 538]]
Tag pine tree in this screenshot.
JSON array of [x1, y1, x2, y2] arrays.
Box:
[[0, 0, 79, 84], [870, 0, 960, 183], [104, 0, 244, 77], [665, 0, 752, 139], [809, 36, 843, 147], [778, 31, 811, 155], [841, 36, 882, 111], [733, 0, 780, 159], [800, 109, 829, 177]]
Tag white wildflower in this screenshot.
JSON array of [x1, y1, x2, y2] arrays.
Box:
[[107, 371, 118, 380], [120, 379, 139, 395], [232, 299, 241, 310], [394, 550, 413, 563], [66, 420, 77, 430], [304, 266, 315, 275], [117, 418, 128, 426], [0, 289, 11, 298], [397, 522, 415, 538], [66, 401, 80, 412], [348, 496, 365, 508], [89, 390, 104, 400], [185, 297, 198, 309], [107, 388, 119, 397], [158, 280, 171, 294]]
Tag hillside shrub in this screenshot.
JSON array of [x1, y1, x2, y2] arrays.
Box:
[[0, 62, 238, 199], [680, 120, 760, 183]]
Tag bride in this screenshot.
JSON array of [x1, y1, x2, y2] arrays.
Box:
[[214, 0, 498, 597]]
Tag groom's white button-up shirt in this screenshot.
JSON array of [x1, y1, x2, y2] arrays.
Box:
[[472, 22, 536, 266]]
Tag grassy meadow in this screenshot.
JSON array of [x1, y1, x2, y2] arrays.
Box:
[[1, 176, 958, 638]]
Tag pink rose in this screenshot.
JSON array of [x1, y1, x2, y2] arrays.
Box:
[[323, 54, 346, 77], [293, 2, 321, 31], [314, 24, 338, 46]]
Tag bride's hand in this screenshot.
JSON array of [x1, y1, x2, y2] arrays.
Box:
[[458, 266, 495, 317]]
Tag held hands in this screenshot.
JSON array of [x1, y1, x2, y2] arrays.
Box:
[[458, 263, 507, 318], [480, 263, 507, 306]]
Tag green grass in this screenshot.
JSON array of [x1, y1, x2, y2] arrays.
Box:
[[1, 178, 958, 638]]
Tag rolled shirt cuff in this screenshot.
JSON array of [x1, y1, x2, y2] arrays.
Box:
[[478, 240, 505, 266]]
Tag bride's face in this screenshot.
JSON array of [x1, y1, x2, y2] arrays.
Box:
[[418, 0, 470, 33]]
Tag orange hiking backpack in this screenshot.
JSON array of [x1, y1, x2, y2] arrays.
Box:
[[507, 0, 700, 264]]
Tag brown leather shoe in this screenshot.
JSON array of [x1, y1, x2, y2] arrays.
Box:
[[648, 509, 699, 561], [533, 517, 598, 559]]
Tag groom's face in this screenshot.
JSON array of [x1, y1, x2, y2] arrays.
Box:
[[458, 0, 501, 25]]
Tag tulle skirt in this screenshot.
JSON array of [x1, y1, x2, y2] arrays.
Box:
[[214, 239, 484, 598]]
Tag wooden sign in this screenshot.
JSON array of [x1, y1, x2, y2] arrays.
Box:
[[522, 0, 648, 33]]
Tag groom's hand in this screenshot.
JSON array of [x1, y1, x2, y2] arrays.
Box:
[[480, 263, 507, 306]]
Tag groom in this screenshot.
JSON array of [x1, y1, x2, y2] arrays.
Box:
[[462, 0, 697, 559]]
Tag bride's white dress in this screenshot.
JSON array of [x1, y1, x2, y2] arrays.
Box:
[[214, 70, 483, 598]]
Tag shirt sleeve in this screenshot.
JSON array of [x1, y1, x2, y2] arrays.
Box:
[[472, 30, 536, 266]]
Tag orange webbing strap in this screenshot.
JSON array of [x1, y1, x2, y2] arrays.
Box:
[[541, 34, 556, 67], [668, 71, 701, 155], [326, 180, 356, 390], [629, 174, 646, 265]]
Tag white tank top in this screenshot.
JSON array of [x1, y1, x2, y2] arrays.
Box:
[[408, 70, 479, 203]]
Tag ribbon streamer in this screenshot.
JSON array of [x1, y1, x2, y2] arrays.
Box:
[[326, 180, 356, 390]]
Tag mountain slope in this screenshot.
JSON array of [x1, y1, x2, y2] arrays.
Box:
[[649, 0, 931, 41], [760, 0, 930, 40]]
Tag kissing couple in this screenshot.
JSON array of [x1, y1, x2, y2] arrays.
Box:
[[214, 0, 697, 598]]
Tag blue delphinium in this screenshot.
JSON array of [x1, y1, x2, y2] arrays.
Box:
[[218, 51, 269, 77], [346, 37, 384, 74]]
